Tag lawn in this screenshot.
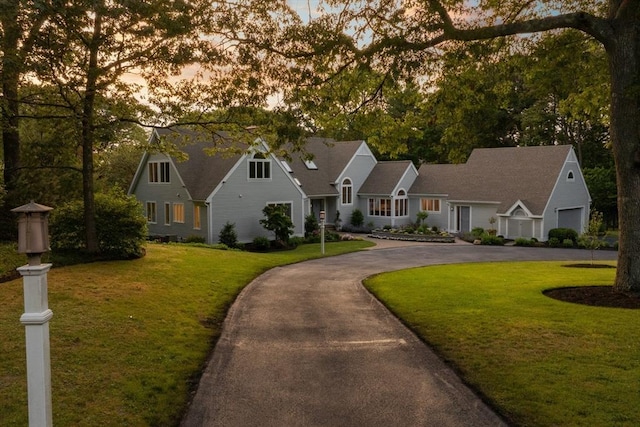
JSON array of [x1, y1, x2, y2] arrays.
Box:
[[364, 261, 639, 427], [0, 240, 372, 426]]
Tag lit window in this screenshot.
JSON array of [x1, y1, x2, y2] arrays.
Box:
[[395, 190, 408, 217], [164, 202, 170, 225], [249, 153, 271, 179], [420, 198, 441, 213], [149, 161, 170, 183], [173, 203, 185, 223], [146, 202, 157, 223], [193, 205, 201, 229], [369, 198, 392, 217], [341, 178, 353, 205]]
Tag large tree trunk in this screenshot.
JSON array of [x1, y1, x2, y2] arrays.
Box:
[[607, 17, 640, 295], [81, 12, 102, 254], [0, 2, 22, 240]]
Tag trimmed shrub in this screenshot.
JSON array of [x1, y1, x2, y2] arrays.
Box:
[[252, 236, 270, 251], [548, 228, 578, 244], [481, 235, 504, 246], [260, 205, 294, 244], [562, 238, 575, 248], [472, 227, 485, 238], [50, 191, 147, 259], [515, 237, 533, 247], [350, 209, 364, 227], [184, 235, 206, 244], [341, 223, 374, 234], [548, 237, 561, 248], [218, 222, 238, 248]]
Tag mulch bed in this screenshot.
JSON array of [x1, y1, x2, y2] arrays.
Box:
[[544, 286, 640, 309]]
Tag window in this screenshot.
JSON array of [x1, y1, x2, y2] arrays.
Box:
[[395, 190, 408, 217], [304, 159, 318, 170], [249, 153, 271, 179], [267, 202, 292, 219], [341, 178, 353, 205], [164, 202, 171, 225], [146, 202, 157, 223], [369, 198, 391, 217], [173, 203, 185, 223], [420, 198, 441, 213], [567, 170, 575, 182], [149, 161, 170, 183], [193, 205, 201, 229]]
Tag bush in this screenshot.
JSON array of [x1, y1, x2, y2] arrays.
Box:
[[515, 237, 533, 247], [548, 237, 561, 248], [562, 238, 575, 248], [304, 214, 319, 236], [350, 208, 364, 227], [218, 222, 238, 248], [50, 191, 147, 259], [341, 223, 374, 234], [481, 235, 504, 246], [259, 205, 294, 244], [184, 235, 206, 244], [403, 226, 415, 234], [252, 236, 270, 251], [472, 227, 485, 238], [548, 228, 578, 244]]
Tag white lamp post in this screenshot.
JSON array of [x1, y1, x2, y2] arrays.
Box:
[[320, 210, 325, 254], [11, 201, 54, 427]]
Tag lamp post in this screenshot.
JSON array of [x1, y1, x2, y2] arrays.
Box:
[[320, 210, 325, 254], [11, 201, 54, 427]]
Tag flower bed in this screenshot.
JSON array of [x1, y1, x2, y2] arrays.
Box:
[[368, 230, 456, 243]]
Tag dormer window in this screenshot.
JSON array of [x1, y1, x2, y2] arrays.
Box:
[[567, 170, 575, 182], [149, 161, 170, 183], [249, 153, 271, 180]]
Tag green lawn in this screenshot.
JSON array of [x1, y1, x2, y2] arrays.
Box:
[[364, 261, 639, 427], [0, 240, 372, 426]]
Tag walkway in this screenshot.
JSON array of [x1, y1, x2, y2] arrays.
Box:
[[181, 241, 617, 426]]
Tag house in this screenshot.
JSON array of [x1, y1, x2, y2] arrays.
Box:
[[129, 128, 591, 243], [408, 145, 591, 240]]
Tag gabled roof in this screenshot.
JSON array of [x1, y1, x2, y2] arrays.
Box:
[[153, 127, 248, 201], [359, 161, 415, 196], [410, 145, 574, 215], [285, 138, 366, 197]]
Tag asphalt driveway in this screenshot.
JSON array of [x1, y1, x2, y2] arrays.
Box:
[[181, 241, 617, 426]]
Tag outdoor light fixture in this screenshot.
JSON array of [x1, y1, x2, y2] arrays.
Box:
[[11, 201, 53, 265], [11, 201, 54, 427]]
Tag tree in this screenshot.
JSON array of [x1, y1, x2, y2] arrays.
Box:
[[260, 205, 294, 245], [279, 1, 639, 295]]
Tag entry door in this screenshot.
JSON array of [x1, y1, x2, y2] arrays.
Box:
[[456, 206, 471, 233]]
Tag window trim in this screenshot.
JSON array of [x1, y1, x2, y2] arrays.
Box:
[[420, 198, 441, 213], [193, 204, 201, 230], [146, 201, 157, 223], [341, 178, 353, 205], [173, 202, 185, 224], [248, 153, 272, 180], [164, 202, 171, 226], [567, 170, 575, 182], [368, 197, 392, 217], [148, 161, 170, 183], [395, 189, 408, 217], [266, 201, 293, 219]]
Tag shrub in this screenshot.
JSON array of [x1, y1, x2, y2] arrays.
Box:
[[548, 228, 578, 244], [340, 224, 373, 234], [289, 236, 305, 247], [416, 211, 429, 226], [481, 235, 504, 245], [514, 237, 533, 246], [350, 208, 364, 227], [403, 226, 415, 234], [252, 236, 270, 251], [562, 238, 575, 248], [50, 190, 147, 259], [304, 214, 319, 236], [218, 222, 238, 248], [259, 205, 294, 244], [184, 235, 206, 244], [382, 224, 392, 230], [472, 227, 485, 238], [548, 237, 561, 248]]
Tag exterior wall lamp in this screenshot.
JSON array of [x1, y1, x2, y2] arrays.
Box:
[[11, 201, 54, 427]]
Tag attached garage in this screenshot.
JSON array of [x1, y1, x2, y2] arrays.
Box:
[[558, 208, 583, 231]]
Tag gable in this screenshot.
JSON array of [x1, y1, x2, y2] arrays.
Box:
[[359, 161, 417, 196]]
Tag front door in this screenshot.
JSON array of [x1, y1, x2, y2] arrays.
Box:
[[456, 206, 471, 233]]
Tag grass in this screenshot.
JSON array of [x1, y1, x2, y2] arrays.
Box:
[[0, 240, 373, 426], [364, 261, 639, 427]]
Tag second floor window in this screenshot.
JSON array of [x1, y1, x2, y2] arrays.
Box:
[[149, 161, 170, 183], [249, 153, 271, 179]]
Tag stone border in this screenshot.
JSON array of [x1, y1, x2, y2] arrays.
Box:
[[368, 231, 456, 243]]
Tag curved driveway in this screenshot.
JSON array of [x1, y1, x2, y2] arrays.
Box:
[[182, 241, 617, 426]]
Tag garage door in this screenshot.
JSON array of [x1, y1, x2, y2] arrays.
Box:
[[558, 208, 583, 231]]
